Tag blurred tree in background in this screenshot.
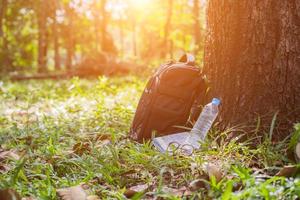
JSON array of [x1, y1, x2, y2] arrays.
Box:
[[0, 0, 206, 74]]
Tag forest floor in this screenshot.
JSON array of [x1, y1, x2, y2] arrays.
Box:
[[0, 76, 299, 199]]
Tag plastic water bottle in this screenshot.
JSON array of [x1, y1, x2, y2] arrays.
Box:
[[185, 98, 221, 148]]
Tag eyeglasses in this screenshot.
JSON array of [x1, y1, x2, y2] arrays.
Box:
[[166, 142, 195, 155]]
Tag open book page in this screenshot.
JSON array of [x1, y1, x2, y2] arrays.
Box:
[[152, 132, 201, 153]]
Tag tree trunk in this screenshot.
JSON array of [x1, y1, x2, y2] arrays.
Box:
[[161, 0, 173, 59], [119, 18, 124, 57], [100, 0, 107, 52], [131, 19, 137, 57], [93, 0, 101, 53], [37, 1, 48, 73], [204, 0, 300, 139], [0, 0, 7, 38], [0, 0, 10, 72], [193, 0, 201, 54], [52, 0, 60, 70], [65, 5, 74, 70]]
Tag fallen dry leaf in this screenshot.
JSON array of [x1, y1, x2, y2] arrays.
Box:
[[94, 139, 111, 149], [0, 163, 11, 172], [57, 185, 89, 200], [124, 184, 148, 198], [93, 134, 111, 148], [123, 190, 136, 198], [204, 163, 223, 183], [189, 176, 209, 191], [0, 149, 21, 172], [275, 165, 299, 177], [161, 186, 186, 197], [21, 197, 37, 200], [0, 189, 22, 200], [0, 150, 20, 161], [94, 134, 111, 141], [17, 135, 40, 148], [120, 169, 136, 176], [72, 142, 91, 156], [232, 181, 244, 192], [86, 195, 100, 200], [161, 168, 174, 183]]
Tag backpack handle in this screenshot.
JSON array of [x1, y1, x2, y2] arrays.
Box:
[[179, 53, 195, 65]]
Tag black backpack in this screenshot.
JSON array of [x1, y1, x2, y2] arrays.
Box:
[[129, 53, 206, 142]]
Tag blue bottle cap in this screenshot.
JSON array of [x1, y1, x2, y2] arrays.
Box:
[[212, 98, 221, 106]]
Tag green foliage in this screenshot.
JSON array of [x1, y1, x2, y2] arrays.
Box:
[[0, 0, 206, 73], [289, 123, 300, 149], [0, 77, 299, 199], [0, 0, 37, 71]]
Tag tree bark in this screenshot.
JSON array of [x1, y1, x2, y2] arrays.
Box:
[[204, 0, 300, 139]]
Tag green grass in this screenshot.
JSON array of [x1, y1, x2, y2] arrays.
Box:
[[0, 76, 299, 199]]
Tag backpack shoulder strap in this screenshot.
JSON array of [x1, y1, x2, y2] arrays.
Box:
[[178, 53, 195, 66], [188, 74, 208, 124]]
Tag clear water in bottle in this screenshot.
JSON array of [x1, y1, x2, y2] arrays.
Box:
[[185, 98, 221, 149]]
